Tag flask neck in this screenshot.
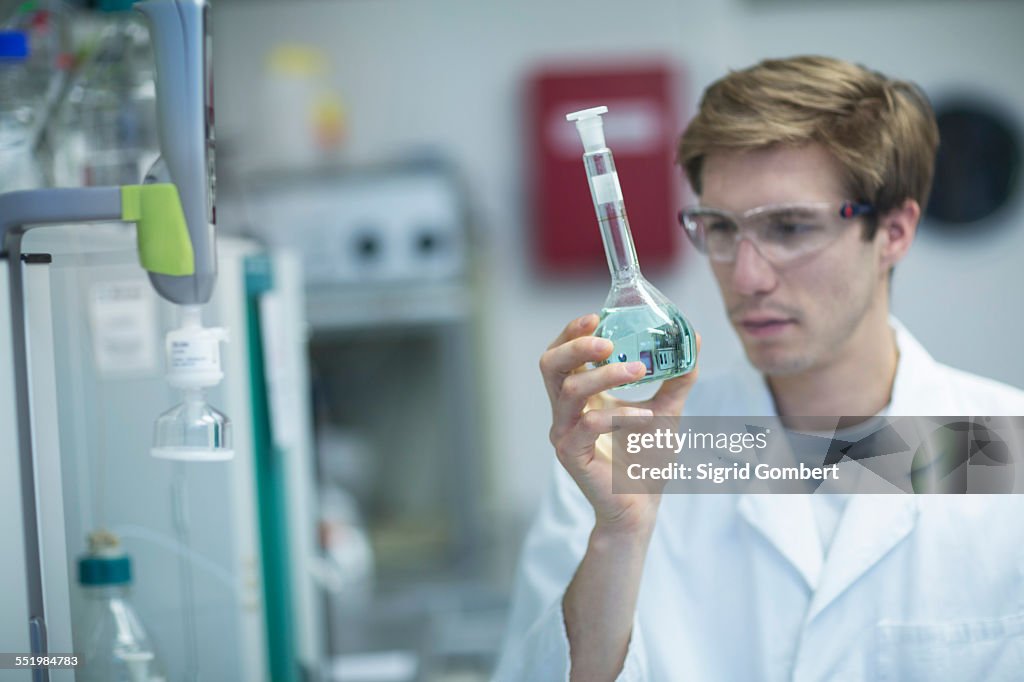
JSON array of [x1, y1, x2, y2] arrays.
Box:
[[583, 150, 642, 283], [601, 213, 641, 284]]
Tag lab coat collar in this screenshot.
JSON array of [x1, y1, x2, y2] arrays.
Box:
[[736, 482, 920, 609], [735, 317, 935, 611], [806, 494, 919, 622], [738, 495, 823, 589], [886, 316, 962, 415]]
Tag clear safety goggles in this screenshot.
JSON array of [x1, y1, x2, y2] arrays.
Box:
[[678, 201, 875, 266]]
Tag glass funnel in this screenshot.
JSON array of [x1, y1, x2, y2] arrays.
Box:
[[567, 106, 697, 387], [152, 387, 233, 461]]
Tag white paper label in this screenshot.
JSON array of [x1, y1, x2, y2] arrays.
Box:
[[88, 280, 158, 376], [169, 335, 220, 372], [591, 172, 623, 204], [259, 290, 300, 448]]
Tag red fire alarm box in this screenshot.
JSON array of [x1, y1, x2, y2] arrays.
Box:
[[530, 61, 684, 273]]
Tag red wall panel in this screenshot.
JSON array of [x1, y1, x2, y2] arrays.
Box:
[[530, 62, 685, 273]]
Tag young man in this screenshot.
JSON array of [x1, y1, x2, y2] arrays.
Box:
[[494, 56, 1024, 682]]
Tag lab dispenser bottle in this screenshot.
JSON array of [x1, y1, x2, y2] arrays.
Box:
[[51, 0, 159, 188], [0, 31, 44, 191], [566, 106, 696, 386], [77, 531, 168, 682]]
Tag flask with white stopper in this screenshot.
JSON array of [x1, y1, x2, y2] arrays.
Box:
[[151, 305, 233, 460], [566, 106, 697, 385]]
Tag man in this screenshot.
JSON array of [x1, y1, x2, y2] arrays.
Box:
[[493, 56, 1024, 682]]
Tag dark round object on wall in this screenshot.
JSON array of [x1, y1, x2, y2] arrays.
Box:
[[925, 100, 1021, 227]]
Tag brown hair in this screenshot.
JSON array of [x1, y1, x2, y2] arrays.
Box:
[[677, 55, 939, 237]]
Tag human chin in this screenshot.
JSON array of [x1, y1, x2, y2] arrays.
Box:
[[735, 321, 814, 375], [743, 342, 814, 376]]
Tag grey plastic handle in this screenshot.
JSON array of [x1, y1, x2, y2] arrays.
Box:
[[135, 0, 216, 304]]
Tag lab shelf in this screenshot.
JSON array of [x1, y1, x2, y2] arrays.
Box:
[[305, 282, 474, 331]]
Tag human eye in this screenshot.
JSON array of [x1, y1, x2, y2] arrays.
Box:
[[763, 216, 822, 242], [706, 217, 737, 235]]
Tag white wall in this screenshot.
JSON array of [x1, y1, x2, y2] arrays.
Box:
[[210, 0, 1024, 534]]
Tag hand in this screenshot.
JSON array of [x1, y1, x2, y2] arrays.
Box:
[[540, 313, 701, 536]]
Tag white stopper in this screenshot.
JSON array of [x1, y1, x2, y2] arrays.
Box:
[[566, 106, 609, 153]]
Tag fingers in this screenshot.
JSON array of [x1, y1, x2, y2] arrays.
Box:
[[542, 321, 702, 458], [555, 405, 654, 467], [540, 331, 613, 402], [553, 361, 647, 430]]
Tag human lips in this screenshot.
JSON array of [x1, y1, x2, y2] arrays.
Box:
[[737, 315, 796, 337]]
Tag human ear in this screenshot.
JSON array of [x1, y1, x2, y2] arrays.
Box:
[[877, 198, 920, 271]]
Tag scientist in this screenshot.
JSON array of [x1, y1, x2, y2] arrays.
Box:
[[494, 56, 1024, 682]]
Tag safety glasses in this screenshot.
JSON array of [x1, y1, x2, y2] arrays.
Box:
[[678, 201, 875, 266]]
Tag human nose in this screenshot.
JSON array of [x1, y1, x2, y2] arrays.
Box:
[[730, 237, 777, 296]]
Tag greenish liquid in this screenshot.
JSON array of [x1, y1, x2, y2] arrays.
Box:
[[594, 305, 696, 387]]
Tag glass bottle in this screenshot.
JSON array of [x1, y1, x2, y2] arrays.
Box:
[[566, 106, 696, 386], [76, 531, 168, 682], [51, 0, 158, 188], [0, 30, 44, 190]]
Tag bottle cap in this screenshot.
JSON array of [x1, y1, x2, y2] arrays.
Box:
[[79, 555, 132, 585], [98, 0, 136, 12], [79, 531, 132, 586], [0, 31, 29, 61]]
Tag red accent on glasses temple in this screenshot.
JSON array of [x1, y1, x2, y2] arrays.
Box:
[[839, 201, 874, 218]]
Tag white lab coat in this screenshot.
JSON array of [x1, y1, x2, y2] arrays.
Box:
[[493, 319, 1024, 681]]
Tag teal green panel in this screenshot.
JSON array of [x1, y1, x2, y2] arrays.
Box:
[[244, 253, 298, 682]]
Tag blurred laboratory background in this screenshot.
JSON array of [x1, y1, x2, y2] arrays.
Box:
[[1, 0, 1022, 680]]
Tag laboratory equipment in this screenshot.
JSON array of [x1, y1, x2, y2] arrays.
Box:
[[240, 164, 468, 287], [242, 162, 494, 670], [0, 30, 44, 191], [566, 106, 696, 385], [255, 44, 346, 169], [5, 0, 73, 187], [47, 239, 322, 681], [76, 530, 167, 682], [151, 305, 232, 460], [141, 158, 231, 461], [14, 1, 70, 77], [51, 0, 159, 189], [0, 1, 231, 675]]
